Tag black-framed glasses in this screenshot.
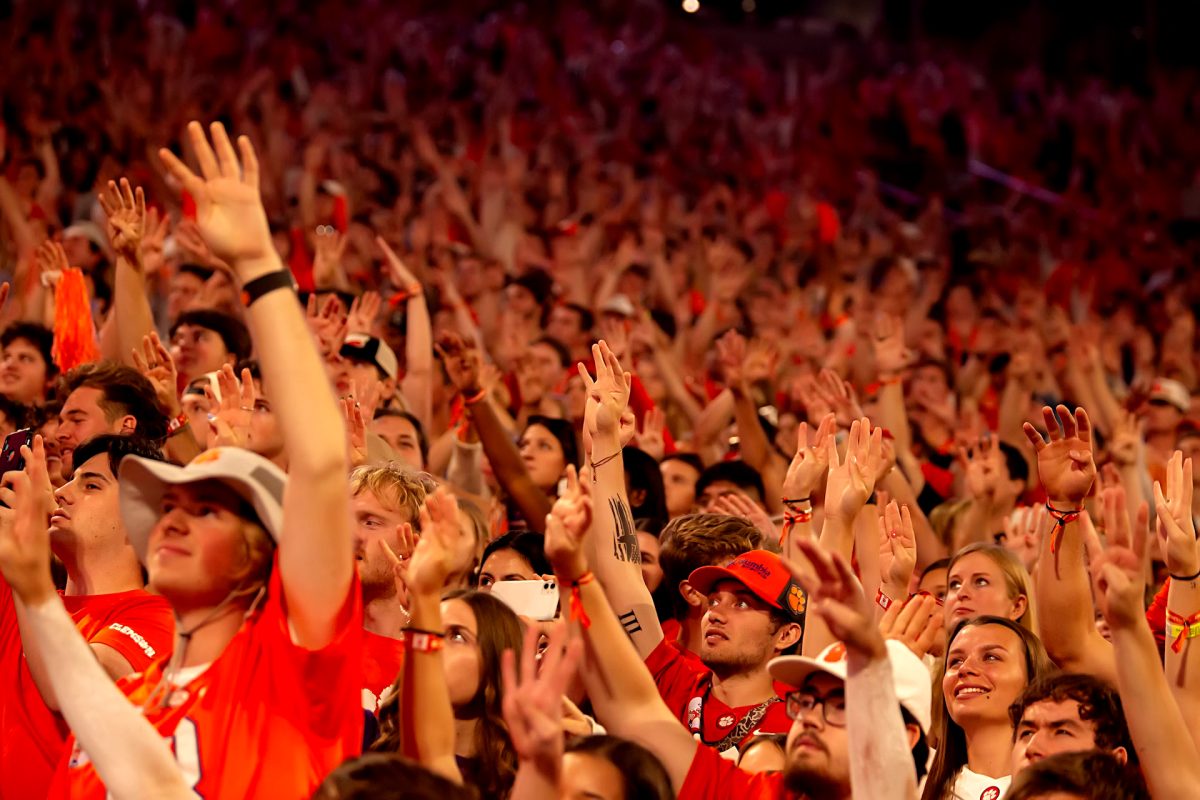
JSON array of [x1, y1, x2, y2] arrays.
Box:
[[785, 690, 847, 727]]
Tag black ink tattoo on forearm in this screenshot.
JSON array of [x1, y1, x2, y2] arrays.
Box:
[[618, 610, 643, 636], [610, 497, 641, 564]]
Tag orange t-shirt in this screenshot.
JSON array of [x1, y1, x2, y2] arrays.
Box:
[[361, 630, 405, 713], [48, 560, 364, 800], [0, 581, 173, 800], [679, 742, 792, 800]]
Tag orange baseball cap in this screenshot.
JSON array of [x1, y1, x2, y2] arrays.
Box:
[[688, 550, 808, 623]]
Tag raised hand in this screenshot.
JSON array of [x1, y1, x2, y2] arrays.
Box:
[[788, 538, 886, 660], [435, 332, 484, 396], [341, 394, 368, 467], [636, 406, 666, 461], [1002, 505, 1045, 572], [878, 594, 940, 658], [158, 121, 274, 277], [346, 291, 382, 335], [544, 468, 594, 582], [873, 313, 912, 378], [312, 228, 349, 290], [1023, 405, 1096, 506], [877, 501, 917, 594], [783, 413, 836, 501], [960, 435, 1004, 504], [714, 329, 747, 388], [1154, 450, 1198, 579], [1081, 486, 1150, 631], [34, 239, 70, 281], [139, 206, 171, 276], [711, 492, 777, 544], [0, 440, 57, 605], [305, 294, 349, 359], [501, 622, 584, 774], [1107, 410, 1144, 468], [97, 178, 146, 264], [407, 487, 466, 596], [823, 417, 883, 523], [206, 365, 257, 449], [813, 368, 865, 429], [131, 331, 181, 415], [376, 235, 422, 295], [577, 340, 632, 445]]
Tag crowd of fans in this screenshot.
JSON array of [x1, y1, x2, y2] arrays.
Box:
[[1, 1, 1200, 799]]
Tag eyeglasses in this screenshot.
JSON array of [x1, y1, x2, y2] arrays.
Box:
[[785, 690, 847, 727]]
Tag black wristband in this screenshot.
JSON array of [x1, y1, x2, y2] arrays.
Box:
[[240, 270, 297, 307], [1170, 567, 1200, 582]]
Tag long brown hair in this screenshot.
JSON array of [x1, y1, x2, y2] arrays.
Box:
[[922, 616, 1056, 800], [371, 590, 524, 799]]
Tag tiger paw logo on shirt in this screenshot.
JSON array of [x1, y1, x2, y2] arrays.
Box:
[[686, 696, 703, 731]]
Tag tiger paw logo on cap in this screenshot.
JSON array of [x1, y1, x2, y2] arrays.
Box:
[[787, 585, 807, 616], [980, 788, 1001, 800]]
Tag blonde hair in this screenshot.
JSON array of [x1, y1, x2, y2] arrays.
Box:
[[948, 542, 1038, 633], [348, 463, 432, 527]]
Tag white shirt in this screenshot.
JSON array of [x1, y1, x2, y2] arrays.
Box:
[[950, 766, 1010, 800]]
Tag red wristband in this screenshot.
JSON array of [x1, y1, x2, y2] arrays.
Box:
[[875, 588, 895, 611], [166, 412, 190, 437]]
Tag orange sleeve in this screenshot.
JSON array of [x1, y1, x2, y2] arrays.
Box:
[[86, 598, 175, 672]]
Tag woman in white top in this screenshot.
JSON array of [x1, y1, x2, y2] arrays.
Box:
[[922, 616, 1055, 800]]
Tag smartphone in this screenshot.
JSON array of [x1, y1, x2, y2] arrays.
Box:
[[491, 579, 560, 621], [0, 428, 33, 477]]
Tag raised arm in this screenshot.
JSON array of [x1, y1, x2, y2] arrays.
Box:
[[378, 237, 433, 433], [1023, 405, 1115, 682], [790, 539, 920, 800], [438, 332, 552, 532], [160, 121, 351, 649], [398, 488, 468, 784], [97, 179, 156, 366], [1153, 451, 1200, 751], [1084, 492, 1200, 800], [542, 494, 698, 792], [577, 341, 664, 659], [0, 453, 197, 800]]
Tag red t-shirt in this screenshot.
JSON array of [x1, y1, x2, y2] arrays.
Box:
[[0, 581, 173, 800], [48, 559, 364, 800], [644, 637, 792, 752], [361, 630, 405, 713], [678, 741, 794, 800]]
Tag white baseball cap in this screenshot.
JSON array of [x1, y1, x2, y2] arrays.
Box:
[[768, 639, 932, 734], [118, 448, 287, 564]]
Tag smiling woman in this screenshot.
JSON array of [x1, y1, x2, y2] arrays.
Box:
[[923, 617, 1056, 800]]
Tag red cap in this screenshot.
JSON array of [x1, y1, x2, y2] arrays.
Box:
[[688, 550, 808, 623]]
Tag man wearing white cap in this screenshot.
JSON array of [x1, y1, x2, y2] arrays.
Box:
[[1141, 377, 1191, 483], [547, 500, 930, 800], [19, 122, 363, 800]]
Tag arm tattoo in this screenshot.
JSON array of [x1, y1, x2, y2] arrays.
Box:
[[618, 610, 643, 636], [609, 497, 641, 564]]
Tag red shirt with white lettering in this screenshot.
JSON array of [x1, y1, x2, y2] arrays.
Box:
[[644, 637, 792, 751], [48, 558, 363, 800], [0, 581, 174, 800]]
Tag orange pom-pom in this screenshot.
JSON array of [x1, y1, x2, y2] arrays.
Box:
[[52, 268, 100, 373]]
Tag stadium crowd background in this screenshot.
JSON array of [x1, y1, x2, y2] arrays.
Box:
[[0, 1, 1199, 798]]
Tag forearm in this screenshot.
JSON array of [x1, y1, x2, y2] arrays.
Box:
[[113, 259, 156, 368], [1165, 576, 1200, 750], [693, 390, 734, 450], [12, 593, 59, 709], [846, 652, 918, 800], [163, 429, 203, 467], [469, 398, 551, 532], [402, 591, 463, 784], [588, 431, 664, 659], [401, 294, 433, 434], [875, 382, 912, 453], [0, 177, 35, 256], [1032, 519, 1115, 680], [1111, 620, 1200, 799], [21, 598, 197, 800], [242, 253, 352, 642]]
